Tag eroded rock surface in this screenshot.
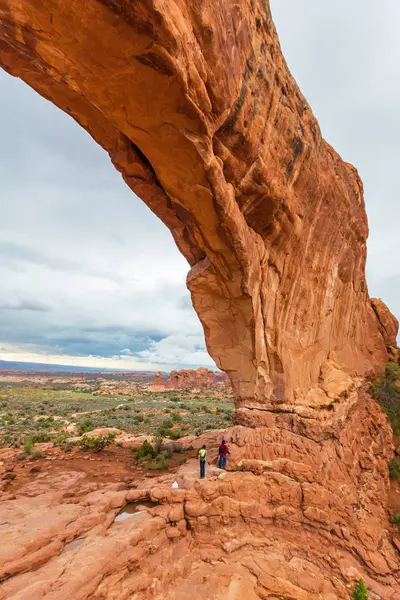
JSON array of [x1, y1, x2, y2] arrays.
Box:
[[0, 398, 398, 600]]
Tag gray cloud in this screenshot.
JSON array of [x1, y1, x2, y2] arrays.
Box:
[[0, 300, 50, 312], [0, 240, 124, 283]]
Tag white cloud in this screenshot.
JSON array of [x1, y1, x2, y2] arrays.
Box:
[[137, 333, 215, 367]]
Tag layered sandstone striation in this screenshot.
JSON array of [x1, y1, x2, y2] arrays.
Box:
[[1, 0, 400, 597]]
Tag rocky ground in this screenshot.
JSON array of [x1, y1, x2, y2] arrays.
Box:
[[0, 386, 399, 599]]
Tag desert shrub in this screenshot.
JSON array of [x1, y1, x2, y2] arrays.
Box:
[[77, 418, 95, 436], [154, 436, 163, 456], [170, 397, 180, 402], [31, 450, 45, 460], [23, 438, 34, 455], [52, 432, 74, 452], [78, 434, 115, 452], [352, 578, 368, 599], [371, 363, 400, 433], [170, 442, 183, 453], [142, 457, 169, 470], [164, 448, 173, 459], [171, 413, 182, 422], [168, 429, 184, 440], [31, 431, 52, 443], [122, 405, 130, 411], [133, 439, 156, 460], [389, 458, 400, 480], [157, 419, 173, 437], [392, 512, 400, 526]]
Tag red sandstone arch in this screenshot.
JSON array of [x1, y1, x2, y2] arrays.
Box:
[[0, 0, 397, 422], [1, 2, 400, 598]]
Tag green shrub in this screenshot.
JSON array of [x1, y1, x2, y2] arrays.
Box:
[[31, 450, 45, 460], [392, 512, 400, 526], [168, 429, 184, 440], [78, 434, 115, 452], [142, 457, 170, 470], [352, 578, 368, 600], [31, 431, 52, 443], [164, 448, 173, 459], [52, 432, 74, 452], [389, 458, 400, 480], [23, 438, 33, 455], [154, 436, 163, 456], [133, 439, 156, 460], [171, 413, 182, 422], [371, 363, 400, 434], [77, 418, 95, 436]]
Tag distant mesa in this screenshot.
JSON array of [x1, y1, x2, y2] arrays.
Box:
[[150, 368, 229, 391]]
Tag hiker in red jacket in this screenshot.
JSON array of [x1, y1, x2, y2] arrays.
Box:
[[218, 439, 230, 469]]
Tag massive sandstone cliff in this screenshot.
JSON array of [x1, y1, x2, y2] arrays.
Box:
[[1, 0, 399, 598], [0, 0, 397, 415]]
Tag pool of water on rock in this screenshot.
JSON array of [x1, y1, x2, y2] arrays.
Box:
[[114, 501, 157, 523], [61, 537, 85, 554]]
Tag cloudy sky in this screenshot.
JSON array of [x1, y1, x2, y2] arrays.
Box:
[[0, 1, 399, 371]]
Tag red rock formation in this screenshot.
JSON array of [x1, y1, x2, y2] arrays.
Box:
[[371, 298, 399, 361], [150, 368, 227, 391], [1, 0, 399, 597], [150, 370, 166, 391], [0, 0, 396, 413], [165, 367, 219, 389]]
